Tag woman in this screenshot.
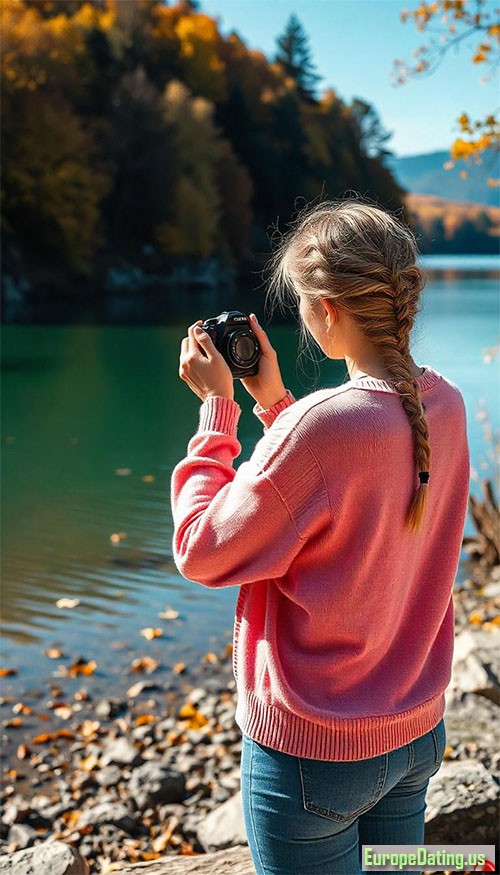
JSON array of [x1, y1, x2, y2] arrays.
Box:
[[170, 199, 470, 875]]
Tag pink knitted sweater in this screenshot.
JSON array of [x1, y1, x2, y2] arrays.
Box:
[[170, 365, 470, 761]]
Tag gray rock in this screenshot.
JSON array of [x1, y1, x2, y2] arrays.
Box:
[[96, 765, 122, 787], [100, 736, 143, 768], [196, 791, 246, 852], [0, 840, 88, 874], [2, 800, 30, 826], [6, 823, 37, 849], [127, 762, 186, 810], [425, 760, 499, 843], [95, 698, 126, 720], [446, 629, 500, 706], [77, 802, 137, 835]]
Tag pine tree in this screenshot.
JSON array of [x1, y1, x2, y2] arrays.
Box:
[[275, 14, 321, 103]]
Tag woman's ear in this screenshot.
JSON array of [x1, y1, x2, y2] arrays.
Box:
[[319, 297, 338, 328]]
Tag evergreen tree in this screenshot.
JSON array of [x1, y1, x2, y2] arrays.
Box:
[[275, 14, 321, 103]]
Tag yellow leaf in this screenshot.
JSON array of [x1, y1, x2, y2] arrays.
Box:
[[67, 659, 96, 677], [135, 714, 156, 725]]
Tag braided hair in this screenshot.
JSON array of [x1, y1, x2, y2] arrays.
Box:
[[265, 196, 430, 534]]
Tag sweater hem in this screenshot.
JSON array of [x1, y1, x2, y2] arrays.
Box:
[[235, 687, 446, 761]]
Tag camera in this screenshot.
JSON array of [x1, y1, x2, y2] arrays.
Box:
[[200, 310, 261, 378]]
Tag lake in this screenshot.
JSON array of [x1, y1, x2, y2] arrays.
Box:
[[1, 254, 499, 696]]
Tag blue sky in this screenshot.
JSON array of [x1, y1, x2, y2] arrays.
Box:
[[200, 0, 498, 158]]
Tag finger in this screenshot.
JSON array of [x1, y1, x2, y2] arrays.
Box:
[[192, 324, 214, 358], [187, 321, 204, 353], [249, 314, 274, 355]]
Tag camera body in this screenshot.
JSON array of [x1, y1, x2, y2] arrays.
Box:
[[200, 310, 261, 378]]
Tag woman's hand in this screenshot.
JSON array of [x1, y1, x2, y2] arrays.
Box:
[[239, 314, 287, 410], [179, 321, 234, 403]]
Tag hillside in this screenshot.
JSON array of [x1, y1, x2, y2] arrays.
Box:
[[404, 193, 499, 254], [387, 149, 500, 208]]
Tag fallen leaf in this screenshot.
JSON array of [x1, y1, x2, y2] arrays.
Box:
[[79, 719, 100, 738], [53, 705, 73, 720], [31, 729, 75, 743], [135, 714, 156, 726], [172, 662, 186, 675], [66, 659, 97, 677], [140, 627, 163, 640], [2, 717, 23, 728], [44, 648, 64, 659], [203, 652, 219, 664], [16, 744, 30, 760], [12, 703, 33, 715], [469, 611, 483, 624], [0, 668, 18, 677], [141, 474, 155, 482], [129, 656, 160, 674], [56, 598, 80, 609], [78, 753, 100, 772], [152, 816, 179, 852], [158, 608, 180, 620], [178, 702, 208, 729]]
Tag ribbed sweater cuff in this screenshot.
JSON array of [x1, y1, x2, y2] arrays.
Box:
[[198, 395, 241, 435], [253, 389, 296, 429]]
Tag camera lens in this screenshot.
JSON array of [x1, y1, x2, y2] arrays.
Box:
[[228, 330, 259, 366]]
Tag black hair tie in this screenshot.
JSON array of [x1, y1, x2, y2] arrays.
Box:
[[419, 471, 430, 484]]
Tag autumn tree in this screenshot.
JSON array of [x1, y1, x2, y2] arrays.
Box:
[[1, 91, 109, 272], [392, 0, 500, 185], [101, 67, 176, 249], [157, 79, 252, 262]]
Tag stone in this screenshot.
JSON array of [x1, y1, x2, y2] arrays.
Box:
[[425, 760, 499, 844], [446, 629, 500, 706], [96, 765, 123, 788], [95, 699, 126, 720], [77, 802, 138, 835], [100, 737, 143, 768], [6, 823, 37, 849], [127, 762, 186, 810], [0, 840, 88, 874], [196, 791, 246, 852]]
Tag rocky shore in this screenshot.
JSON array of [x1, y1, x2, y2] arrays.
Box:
[[1, 562, 499, 875]]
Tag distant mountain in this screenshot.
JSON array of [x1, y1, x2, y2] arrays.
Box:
[[385, 148, 500, 207]]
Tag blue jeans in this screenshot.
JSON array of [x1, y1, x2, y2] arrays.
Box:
[[240, 717, 446, 875]]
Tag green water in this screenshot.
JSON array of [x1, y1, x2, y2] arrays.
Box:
[[1, 258, 499, 694]]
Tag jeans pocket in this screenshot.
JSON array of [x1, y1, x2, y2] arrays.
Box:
[[297, 753, 389, 824], [429, 718, 447, 776]]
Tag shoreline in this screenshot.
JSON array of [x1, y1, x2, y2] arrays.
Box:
[[1, 560, 499, 874]]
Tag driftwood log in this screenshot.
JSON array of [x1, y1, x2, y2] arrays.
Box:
[[463, 478, 500, 568]]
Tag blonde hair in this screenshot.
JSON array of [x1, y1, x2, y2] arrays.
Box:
[[265, 196, 430, 534]]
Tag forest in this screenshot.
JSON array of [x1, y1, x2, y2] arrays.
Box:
[[1, 0, 497, 302]]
